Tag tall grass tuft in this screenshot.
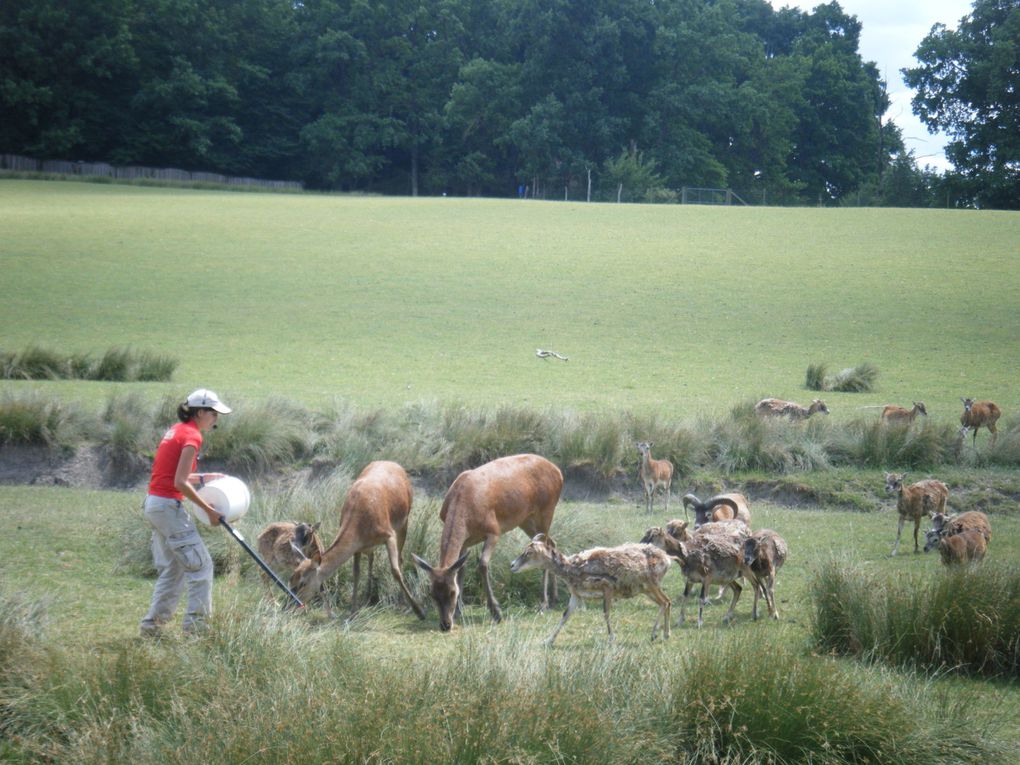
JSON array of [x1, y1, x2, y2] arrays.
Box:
[[810, 557, 1020, 677], [98, 392, 158, 471], [829, 419, 955, 469], [548, 410, 629, 484], [0, 390, 91, 448], [805, 361, 878, 392], [710, 407, 831, 473], [205, 397, 314, 473], [805, 361, 827, 391], [0, 346, 177, 381]]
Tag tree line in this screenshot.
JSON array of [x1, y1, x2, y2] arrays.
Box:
[[2, 0, 1015, 207]]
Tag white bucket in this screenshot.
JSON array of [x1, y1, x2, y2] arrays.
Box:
[[193, 476, 251, 525]]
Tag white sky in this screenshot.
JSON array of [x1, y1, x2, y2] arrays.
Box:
[[768, 1, 975, 171]]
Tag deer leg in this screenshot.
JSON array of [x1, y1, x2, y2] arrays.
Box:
[[454, 554, 466, 621], [678, 580, 692, 625], [548, 591, 579, 645], [751, 574, 761, 621], [913, 516, 922, 554], [385, 535, 426, 620], [649, 585, 670, 640], [478, 536, 502, 623], [603, 591, 615, 643], [664, 484, 670, 515], [697, 580, 709, 628], [722, 580, 742, 624], [351, 552, 361, 613], [891, 516, 905, 556], [766, 573, 779, 620]]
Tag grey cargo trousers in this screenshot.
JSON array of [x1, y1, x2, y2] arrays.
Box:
[[140, 495, 213, 634]]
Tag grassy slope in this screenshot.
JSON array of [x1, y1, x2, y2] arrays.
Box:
[[2, 180, 1019, 422]]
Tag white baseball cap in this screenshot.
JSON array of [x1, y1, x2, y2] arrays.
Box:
[[186, 388, 232, 414]]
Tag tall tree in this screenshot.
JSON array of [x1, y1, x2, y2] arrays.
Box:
[[904, 0, 1020, 209]]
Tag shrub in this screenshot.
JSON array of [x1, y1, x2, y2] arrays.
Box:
[[0, 346, 177, 381], [0, 390, 90, 448], [804, 361, 879, 392], [98, 392, 158, 471], [811, 557, 1020, 677], [203, 397, 314, 473]]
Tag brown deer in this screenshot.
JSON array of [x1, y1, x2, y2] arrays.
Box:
[[636, 441, 673, 515], [881, 402, 927, 423], [289, 461, 426, 619], [960, 398, 1001, 446], [412, 453, 563, 631], [884, 472, 948, 555], [256, 521, 324, 599]]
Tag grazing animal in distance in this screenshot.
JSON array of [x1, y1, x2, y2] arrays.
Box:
[[289, 461, 426, 619], [742, 530, 788, 621], [884, 472, 949, 555], [933, 528, 988, 566], [413, 453, 563, 631], [960, 398, 1001, 446], [256, 521, 324, 599], [636, 441, 674, 515], [755, 398, 829, 420], [881, 402, 927, 424], [682, 492, 751, 528], [925, 501, 991, 552], [510, 534, 671, 645]]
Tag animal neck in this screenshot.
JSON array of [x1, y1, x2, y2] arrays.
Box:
[[315, 531, 363, 580]]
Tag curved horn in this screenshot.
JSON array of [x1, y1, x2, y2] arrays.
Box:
[[682, 493, 702, 510], [705, 495, 740, 514]]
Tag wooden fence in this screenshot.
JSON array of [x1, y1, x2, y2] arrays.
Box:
[[0, 154, 303, 191]]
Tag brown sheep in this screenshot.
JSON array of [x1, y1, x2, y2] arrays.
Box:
[[884, 472, 948, 555], [960, 398, 1001, 446], [881, 402, 927, 423], [755, 398, 829, 420], [682, 492, 752, 528], [924, 503, 992, 553], [256, 521, 324, 598], [742, 529, 788, 621], [510, 534, 672, 644], [935, 528, 987, 566]]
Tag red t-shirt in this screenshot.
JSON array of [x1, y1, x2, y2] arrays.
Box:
[[148, 421, 202, 499]]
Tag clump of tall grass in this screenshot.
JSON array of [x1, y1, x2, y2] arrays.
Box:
[[98, 392, 158, 472], [806, 361, 878, 392], [547, 409, 629, 484], [811, 557, 1020, 677], [0, 390, 91, 448], [708, 405, 831, 473], [204, 397, 314, 473], [828, 418, 956, 469], [0, 345, 177, 381]]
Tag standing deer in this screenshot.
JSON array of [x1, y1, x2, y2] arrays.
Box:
[[960, 398, 1001, 446], [289, 461, 426, 619], [881, 402, 927, 424], [412, 453, 563, 631], [636, 441, 673, 515], [884, 472, 949, 555]]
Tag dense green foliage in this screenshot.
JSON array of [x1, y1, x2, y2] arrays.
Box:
[[904, 0, 1020, 209], [811, 559, 1020, 677], [2, 0, 913, 203]]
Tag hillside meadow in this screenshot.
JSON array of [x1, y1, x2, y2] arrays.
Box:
[[2, 179, 1020, 762], [2, 179, 1018, 421]]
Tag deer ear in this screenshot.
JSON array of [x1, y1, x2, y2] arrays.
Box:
[[311, 521, 321, 532], [412, 554, 433, 574], [450, 552, 471, 573]]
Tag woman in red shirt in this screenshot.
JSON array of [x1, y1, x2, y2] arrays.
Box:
[[140, 388, 232, 637]]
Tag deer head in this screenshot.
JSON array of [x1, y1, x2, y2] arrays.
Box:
[[413, 552, 470, 632]]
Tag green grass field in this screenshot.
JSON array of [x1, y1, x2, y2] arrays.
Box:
[[2, 180, 1020, 762], [3, 180, 1018, 421]]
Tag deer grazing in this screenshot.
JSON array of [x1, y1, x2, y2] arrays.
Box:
[[510, 534, 672, 644], [881, 402, 927, 424], [412, 453, 563, 631], [754, 398, 829, 420], [636, 441, 673, 515], [289, 461, 426, 619], [960, 398, 1001, 446], [884, 472, 949, 555], [256, 521, 324, 599]]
